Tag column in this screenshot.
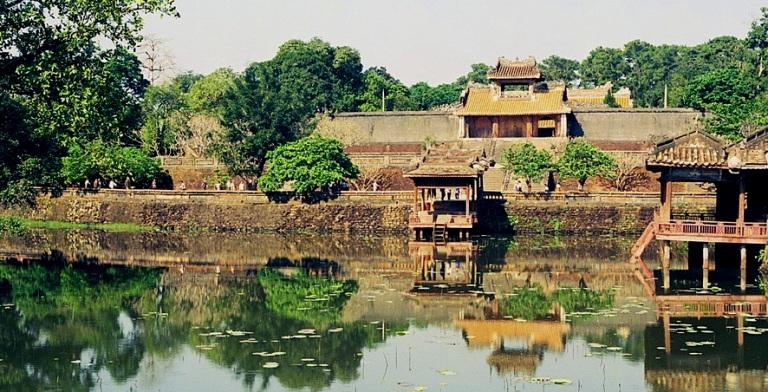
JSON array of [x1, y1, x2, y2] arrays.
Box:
[[525, 117, 533, 138], [492, 117, 499, 138], [740, 245, 747, 291], [702, 243, 709, 289], [465, 186, 470, 216], [737, 176, 746, 224], [662, 240, 671, 290], [663, 311, 671, 355], [660, 178, 672, 221], [560, 113, 568, 137], [458, 116, 466, 138]]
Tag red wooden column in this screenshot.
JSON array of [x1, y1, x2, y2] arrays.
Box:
[[465, 186, 470, 216], [659, 178, 672, 221]]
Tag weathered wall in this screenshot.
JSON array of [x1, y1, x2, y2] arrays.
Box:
[[569, 108, 702, 142], [316, 111, 460, 144], [316, 109, 702, 146], [7, 189, 716, 235]]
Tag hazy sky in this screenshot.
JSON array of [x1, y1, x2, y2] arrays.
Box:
[[143, 0, 766, 85]]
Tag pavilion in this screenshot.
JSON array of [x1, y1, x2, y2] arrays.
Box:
[[404, 144, 490, 242], [631, 128, 768, 291]]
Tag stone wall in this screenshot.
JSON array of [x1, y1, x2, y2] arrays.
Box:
[[316, 111, 460, 144], [8, 189, 716, 235], [569, 108, 702, 142]]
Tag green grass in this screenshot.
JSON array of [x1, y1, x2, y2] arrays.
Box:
[[3, 216, 154, 233]]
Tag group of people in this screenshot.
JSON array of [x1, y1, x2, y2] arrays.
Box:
[[176, 178, 255, 191], [513, 173, 560, 193], [83, 177, 157, 190]]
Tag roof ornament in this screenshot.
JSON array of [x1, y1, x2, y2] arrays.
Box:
[[727, 154, 743, 173]]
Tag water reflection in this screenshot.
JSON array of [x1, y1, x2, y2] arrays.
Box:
[[0, 229, 764, 391]]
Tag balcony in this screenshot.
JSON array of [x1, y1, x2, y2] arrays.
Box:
[[655, 220, 768, 244]]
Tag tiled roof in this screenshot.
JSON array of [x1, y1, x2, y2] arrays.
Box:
[[488, 57, 541, 80], [457, 85, 570, 116], [647, 131, 726, 168], [725, 126, 768, 167], [405, 145, 489, 178], [567, 83, 633, 108]]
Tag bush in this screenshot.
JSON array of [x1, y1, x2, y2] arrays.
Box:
[[501, 143, 553, 191], [557, 139, 616, 191], [61, 141, 162, 188]]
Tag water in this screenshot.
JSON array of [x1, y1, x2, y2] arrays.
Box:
[[0, 230, 765, 391]]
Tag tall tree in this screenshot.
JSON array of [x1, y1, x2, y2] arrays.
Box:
[[358, 67, 414, 111], [540, 55, 580, 87], [580, 47, 628, 89], [747, 7, 768, 79]]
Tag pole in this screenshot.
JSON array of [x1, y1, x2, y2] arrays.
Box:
[[381, 89, 385, 112]]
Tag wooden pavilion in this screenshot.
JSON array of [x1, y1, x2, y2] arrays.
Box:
[[631, 129, 768, 291], [404, 145, 490, 242]]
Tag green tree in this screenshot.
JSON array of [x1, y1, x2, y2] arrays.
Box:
[[580, 47, 628, 88], [61, 141, 162, 187], [358, 67, 414, 111], [258, 136, 359, 197], [603, 90, 619, 108], [185, 68, 236, 116], [541, 55, 580, 87], [557, 139, 616, 191], [455, 63, 491, 85], [217, 39, 364, 177], [502, 143, 553, 191], [747, 7, 768, 80]]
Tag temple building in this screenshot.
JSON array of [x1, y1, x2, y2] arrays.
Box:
[[457, 57, 634, 139], [631, 128, 768, 292]]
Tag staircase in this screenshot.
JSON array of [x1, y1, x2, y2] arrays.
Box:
[[630, 221, 657, 266], [483, 167, 507, 192], [433, 224, 447, 244]]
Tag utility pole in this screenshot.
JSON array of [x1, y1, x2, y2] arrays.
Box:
[[381, 89, 386, 111], [663, 84, 668, 108]]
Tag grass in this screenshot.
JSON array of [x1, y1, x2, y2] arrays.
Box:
[[2, 216, 154, 233]]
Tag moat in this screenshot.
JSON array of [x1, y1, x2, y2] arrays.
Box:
[[0, 230, 765, 392]]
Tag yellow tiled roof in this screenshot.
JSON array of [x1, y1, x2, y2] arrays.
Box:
[[488, 57, 541, 80], [567, 96, 633, 108], [457, 86, 570, 116]]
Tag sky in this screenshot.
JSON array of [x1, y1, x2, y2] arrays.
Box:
[[143, 0, 767, 85]]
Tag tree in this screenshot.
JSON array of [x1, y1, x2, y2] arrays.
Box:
[[217, 39, 365, 177], [137, 35, 175, 84], [258, 136, 359, 197], [747, 7, 768, 79], [61, 141, 162, 187], [557, 139, 616, 191], [678, 68, 766, 140], [502, 143, 553, 191], [580, 47, 628, 88], [603, 90, 619, 108], [540, 55, 580, 87], [358, 67, 414, 111], [455, 63, 491, 85], [185, 68, 236, 116]]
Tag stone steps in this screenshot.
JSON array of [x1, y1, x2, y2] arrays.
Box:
[[483, 167, 507, 192]]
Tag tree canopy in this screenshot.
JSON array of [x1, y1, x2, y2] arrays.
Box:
[[557, 140, 616, 190], [502, 143, 553, 191], [258, 136, 359, 196]]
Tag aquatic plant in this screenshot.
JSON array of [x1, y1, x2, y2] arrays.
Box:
[[499, 286, 552, 320]]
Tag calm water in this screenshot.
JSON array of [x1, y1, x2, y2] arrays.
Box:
[[0, 230, 766, 392]]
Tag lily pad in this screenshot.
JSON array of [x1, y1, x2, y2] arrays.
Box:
[[262, 362, 279, 369]]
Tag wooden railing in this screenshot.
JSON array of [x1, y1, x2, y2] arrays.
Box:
[[657, 220, 768, 240]]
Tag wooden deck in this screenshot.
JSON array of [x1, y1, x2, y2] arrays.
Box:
[[656, 220, 768, 244], [408, 212, 477, 229]]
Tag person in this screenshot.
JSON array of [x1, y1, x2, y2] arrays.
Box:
[[238, 181, 246, 191], [151, 179, 157, 189], [179, 181, 187, 191], [94, 178, 101, 189], [108, 179, 117, 189], [214, 182, 221, 191], [372, 181, 379, 192], [84, 179, 91, 189], [202, 180, 208, 190], [124, 177, 132, 189], [514, 179, 523, 193], [542, 181, 549, 193]]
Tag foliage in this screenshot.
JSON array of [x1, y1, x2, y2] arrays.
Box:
[[499, 286, 552, 320], [0, 0, 177, 201], [557, 139, 616, 190], [216, 38, 362, 177], [604, 153, 650, 191], [258, 136, 359, 196], [540, 55, 580, 87], [603, 90, 619, 108], [551, 288, 614, 313], [502, 143, 553, 191], [257, 269, 358, 326], [358, 67, 414, 111], [61, 141, 162, 187], [0, 216, 25, 236]]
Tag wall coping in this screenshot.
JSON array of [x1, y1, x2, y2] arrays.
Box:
[[571, 107, 701, 114], [328, 111, 453, 118]]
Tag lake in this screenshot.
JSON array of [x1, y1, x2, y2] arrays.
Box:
[[0, 230, 765, 392]]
